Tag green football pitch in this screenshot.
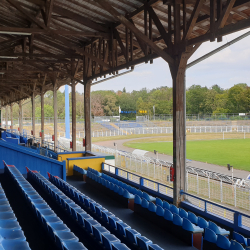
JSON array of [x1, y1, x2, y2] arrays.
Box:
[[124, 139, 250, 171]]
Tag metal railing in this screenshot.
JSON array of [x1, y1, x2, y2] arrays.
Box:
[[87, 126, 250, 138], [103, 163, 250, 230]]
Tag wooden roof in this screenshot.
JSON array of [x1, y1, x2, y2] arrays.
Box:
[[0, 0, 250, 105]]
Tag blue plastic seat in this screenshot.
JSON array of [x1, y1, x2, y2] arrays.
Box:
[[156, 205, 164, 217], [148, 202, 157, 213], [0, 240, 31, 250], [229, 240, 245, 250], [114, 185, 119, 193], [197, 217, 208, 229], [109, 217, 122, 229], [149, 244, 164, 250], [102, 212, 114, 223], [118, 187, 124, 196], [77, 213, 92, 227], [173, 213, 183, 226], [92, 225, 110, 242], [0, 212, 17, 221], [0, 229, 26, 241], [116, 222, 131, 236], [134, 195, 142, 205], [142, 192, 156, 202], [123, 190, 135, 199], [233, 232, 247, 246], [188, 212, 198, 225], [0, 221, 21, 230], [48, 223, 71, 232], [155, 198, 163, 207], [0, 206, 12, 213], [216, 235, 230, 249], [137, 236, 153, 250], [182, 218, 204, 233], [163, 209, 173, 221], [125, 228, 141, 245], [102, 234, 121, 250], [163, 201, 170, 210], [141, 198, 149, 208], [208, 221, 230, 236], [179, 208, 188, 219], [170, 204, 179, 215], [137, 190, 143, 198], [111, 243, 130, 250], [204, 228, 217, 243]]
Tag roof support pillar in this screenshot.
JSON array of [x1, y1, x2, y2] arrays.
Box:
[[32, 93, 36, 138], [170, 53, 188, 207], [5, 106, 8, 130], [19, 101, 23, 135], [53, 81, 58, 152], [10, 104, 13, 132], [72, 82, 77, 151], [41, 90, 45, 146], [84, 80, 92, 152]]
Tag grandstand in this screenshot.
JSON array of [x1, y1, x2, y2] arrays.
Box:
[[1, 0, 250, 249], [0, 129, 250, 249]]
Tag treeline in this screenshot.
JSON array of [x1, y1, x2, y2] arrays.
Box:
[[3, 83, 250, 119]]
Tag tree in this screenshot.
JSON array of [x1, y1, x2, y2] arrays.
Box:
[[186, 85, 208, 114]]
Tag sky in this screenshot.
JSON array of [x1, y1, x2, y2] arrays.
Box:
[[61, 28, 250, 93]]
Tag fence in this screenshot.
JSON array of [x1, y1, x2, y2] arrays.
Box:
[[92, 144, 250, 212], [87, 126, 250, 138], [103, 163, 250, 231]]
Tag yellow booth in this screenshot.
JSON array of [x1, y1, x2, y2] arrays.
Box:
[[57, 151, 115, 176]]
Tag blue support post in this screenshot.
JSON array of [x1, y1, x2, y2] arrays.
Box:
[[65, 85, 70, 139]]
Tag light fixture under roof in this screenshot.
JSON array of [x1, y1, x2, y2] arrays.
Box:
[[0, 56, 18, 59], [0, 31, 31, 35]]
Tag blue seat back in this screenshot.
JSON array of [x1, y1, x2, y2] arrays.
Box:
[[233, 232, 247, 246], [204, 228, 217, 243], [163, 201, 170, 210], [163, 209, 173, 221], [141, 198, 149, 208], [125, 228, 141, 244], [179, 208, 188, 219], [170, 204, 179, 214], [156, 205, 164, 217], [216, 235, 230, 249], [182, 218, 195, 232], [173, 213, 183, 226], [155, 198, 163, 207], [134, 195, 142, 205], [148, 202, 157, 212], [188, 212, 198, 224], [197, 217, 208, 229], [229, 240, 245, 250]]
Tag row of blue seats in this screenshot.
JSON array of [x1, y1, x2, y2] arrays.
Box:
[[204, 228, 248, 250], [0, 179, 30, 250], [50, 174, 163, 250], [88, 169, 156, 202], [32, 171, 129, 250], [135, 194, 204, 234], [73, 165, 87, 175], [4, 164, 86, 250], [150, 196, 230, 236]]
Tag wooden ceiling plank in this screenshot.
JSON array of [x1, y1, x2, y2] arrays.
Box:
[[6, 0, 46, 29]]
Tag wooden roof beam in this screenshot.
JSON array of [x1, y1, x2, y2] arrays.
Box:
[[94, 0, 174, 64]]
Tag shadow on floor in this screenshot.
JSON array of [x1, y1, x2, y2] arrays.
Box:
[[67, 175, 196, 250]]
